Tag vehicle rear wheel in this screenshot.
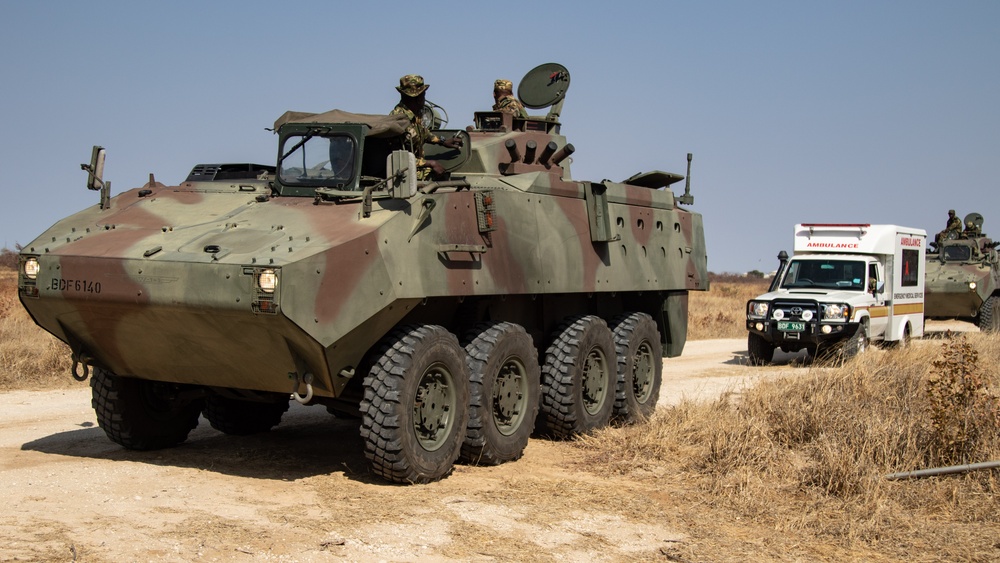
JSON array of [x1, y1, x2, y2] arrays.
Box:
[[360, 325, 469, 484], [610, 313, 662, 422], [539, 315, 616, 439], [979, 295, 1000, 332], [203, 394, 289, 435], [90, 367, 204, 450], [747, 332, 775, 365], [460, 322, 540, 465]]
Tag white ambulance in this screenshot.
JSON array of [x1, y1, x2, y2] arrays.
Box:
[[746, 224, 926, 364]]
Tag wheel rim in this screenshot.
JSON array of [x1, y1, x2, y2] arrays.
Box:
[[412, 362, 456, 451], [581, 346, 609, 415], [492, 356, 528, 436], [632, 341, 655, 404]]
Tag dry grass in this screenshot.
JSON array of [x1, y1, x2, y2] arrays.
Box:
[[688, 274, 769, 340], [578, 335, 1000, 561], [0, 268, 73, 391]]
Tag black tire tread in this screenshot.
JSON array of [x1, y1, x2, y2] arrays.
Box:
[[90, 368, 202, 450], [359, 325, 469, 484], [610, 312, 663, 422], [539, 315, 616, 439], [460, 321, 540, 465]]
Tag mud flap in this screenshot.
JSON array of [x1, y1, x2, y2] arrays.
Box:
[[661, 291, 689, 358]]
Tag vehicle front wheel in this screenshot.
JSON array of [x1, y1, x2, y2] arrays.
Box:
[[90, 368, 204, 450], [461, 322, 540, 465], [747, 332, 775, 365], [360, 325, 470, 484]]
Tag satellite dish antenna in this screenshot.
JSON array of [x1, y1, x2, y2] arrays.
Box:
[[517, 63, 570, 121]]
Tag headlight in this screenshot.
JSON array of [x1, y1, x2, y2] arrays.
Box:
[[748, 301, 769, 319], [822, 303, 849, 321], [258, 269, 277, 293], [801, 310, 814, 321], [969, 282, 978, 291], [23, 257, 40, 280]]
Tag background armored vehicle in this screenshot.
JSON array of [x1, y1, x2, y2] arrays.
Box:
[[17, 63, 708, 483], [925, 213, 1000, 331]]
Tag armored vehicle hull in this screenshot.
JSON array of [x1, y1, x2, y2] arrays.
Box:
[[925, 214, 1000, 331], [18, 64, 708, 483]]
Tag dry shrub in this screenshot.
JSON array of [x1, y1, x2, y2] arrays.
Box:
[[688, 276, 769, 340], [578, 335, 1000, 557], [0, 270, 74, 391], [926, 335, 1000, 465]]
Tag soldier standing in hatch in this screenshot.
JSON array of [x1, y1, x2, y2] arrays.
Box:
[[492, 79, 528, 118], [389, 74, 461, 179]]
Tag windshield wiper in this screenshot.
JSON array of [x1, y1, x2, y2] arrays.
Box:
[[279, 128, 330, 162]]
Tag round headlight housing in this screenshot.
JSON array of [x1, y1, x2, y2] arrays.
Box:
[[23, 257, 40, 280], [258, 269, 278, 293], [969, 281, 978, 291]]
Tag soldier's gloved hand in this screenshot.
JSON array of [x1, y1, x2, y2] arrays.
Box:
[[441, 137, 463, 149]]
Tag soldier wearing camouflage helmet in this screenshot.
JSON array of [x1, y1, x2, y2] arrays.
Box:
[[492, 78, 528, 118], [389, 74, 462, 179]]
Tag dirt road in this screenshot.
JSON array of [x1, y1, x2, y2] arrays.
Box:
[[0, 325, 969, 562]]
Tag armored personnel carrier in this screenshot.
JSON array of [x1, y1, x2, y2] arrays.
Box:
[[17, 63, 708, 483], [925, 213, 1000, 331]]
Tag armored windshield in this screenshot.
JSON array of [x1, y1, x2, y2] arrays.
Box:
[[942, 244, 973, 262], [781, 259, 867, 290], [278, 133, 356, 188]]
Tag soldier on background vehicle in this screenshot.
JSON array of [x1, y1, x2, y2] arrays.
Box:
[[389, 74, 462, 180], [936, 209, 964, 246], [492, 79, 528, 118]]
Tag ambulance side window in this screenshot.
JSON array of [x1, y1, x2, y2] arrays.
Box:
[[868, 263, 880, 293]]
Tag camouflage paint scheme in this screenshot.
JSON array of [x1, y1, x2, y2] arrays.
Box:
[[924, 214, 1000, 331], [17, 64, 707, 482], [19, 120, 706, 399]]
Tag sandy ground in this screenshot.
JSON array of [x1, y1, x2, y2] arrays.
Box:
[[0, 321, 974, 562]]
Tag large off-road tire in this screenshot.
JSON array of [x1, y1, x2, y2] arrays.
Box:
[[202, 394, 289, 435], [747, 332, 775, 365], [610, 313, 663, 422], [978, 295, 1000, 332], [360, 325, 470, 484], [539, 315, 617, 439], [460, 322, 540, 465], [840, 321, 869, 360], [90, 367, 204, 450]]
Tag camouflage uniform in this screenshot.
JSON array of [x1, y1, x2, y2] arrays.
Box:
[[390, 74, 443, 180], [492, 79, 528, 118], [937, 210, 963, 245]]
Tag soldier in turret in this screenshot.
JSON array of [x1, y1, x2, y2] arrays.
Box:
[[492, 79, 528, 118], [389, 74, 462, 179]]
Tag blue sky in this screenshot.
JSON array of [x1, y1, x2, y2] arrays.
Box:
[[2, 1, 997, 273]]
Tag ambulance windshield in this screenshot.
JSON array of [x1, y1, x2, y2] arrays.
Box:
[[781, 259, 867, 290]]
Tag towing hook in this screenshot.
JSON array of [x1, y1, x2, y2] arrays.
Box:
[[71, 358, 91, 382], [291, 372, 314, 404]]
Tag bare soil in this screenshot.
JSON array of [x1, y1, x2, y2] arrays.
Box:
[[0, 322, 974, 562]]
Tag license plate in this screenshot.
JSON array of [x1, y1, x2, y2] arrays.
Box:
[[777, 321, 805, 332]]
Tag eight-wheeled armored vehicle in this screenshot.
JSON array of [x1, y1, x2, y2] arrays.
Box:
[[925, 213, 1000, 331], [17, 64, 708, 483]]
